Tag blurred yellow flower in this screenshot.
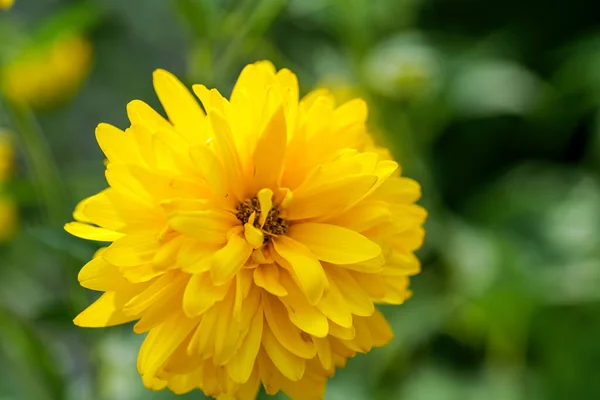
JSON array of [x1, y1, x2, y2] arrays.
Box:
[[0, 132, 16, 241], [0, 0, 13, 10], [0, 35, 92, 108], [0, 195, 17, 242], [66, 61, 426, 399], [0, 132, 14, 181]]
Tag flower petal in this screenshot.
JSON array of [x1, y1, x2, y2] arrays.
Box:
[[209, 233, 253, 285], [152, 69, 208, 143], [316, 278, 353, 328], [103, 231, 161, 267], [65, 222, 124, 242], [289, 223, 381, 264], [182, 272, 231, 317], [272, 236, 327, 305], [286, 175, 378, 220], [124, 272, 187, 315], [95, 123, 142, 165], [126, 99, 172, 132], [262, 325, 306, 382], [252, 106, 287, 191], [278, 271, 329, 337], [137, 313, 199, 382], [208, 110, 246, 201], [168, 210, 235, 244], [73, 285, 148, 327], [227, 308, 263, 384], [78, 256, 130, 291], [263, 295, 317, 359], [326, 267, 374, 317], [253, 264, 287, 297]]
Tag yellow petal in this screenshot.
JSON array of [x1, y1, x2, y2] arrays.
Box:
[[177, 240, 219, 273], [120, 263, 170, 283], [263, 295, 317, 359], [189, 144, 228, 198], [262, 325, 306, 382], [342, 316, 373, 353], [364, 310, 393, 347], [326, 267, 374, 317], [289, 223, 381, 264], [213, 288, 242, 366], [227, 308, 264, 384], [208, 110, 246, 201], [126, 99, 171, 132], [95, 123, 142, 165], [105, 163, 156, 208], [152, 69, 208, 143], [133, 288, 185, 333], [233, 367, 261, 400], [374, 176, 422, 203], [103, 231, 160, 267], [187, 305, 219, 359], [278, 271, 329, 337], [333, 98, 368, 129], [253, 264, 287, 297], [73, 190, 125, 231], [313, 337, 332, 371], [286, 175, 377, 220], [74, 286, 148, 327], [124, 272, 187, 315], [328, 321, 355, 340], [64, 222, 124, 242], [209, 233, 253, 285], [244, 223, 265, 249], [137, 313, 199, 380], [77, 256, 130, 291], [257, 188, 273, 227], [252, 106, 287, 191], [168, 210, 235, 244], [182, 272, 231, 317], [272, 236, 327, 305], [316, 278, 353, 328]]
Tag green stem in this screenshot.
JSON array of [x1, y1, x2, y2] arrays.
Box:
[[4, 100, 68, 226]]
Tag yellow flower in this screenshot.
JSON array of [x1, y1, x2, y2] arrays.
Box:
[[65, 61, 426, 399], [0, 132, 14, 181], [0, 132, 16, 241], [0, 0, 14, 10], [0, 35, 92, 108], [0, 194, 16, 242]]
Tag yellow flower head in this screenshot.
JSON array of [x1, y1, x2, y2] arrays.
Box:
[[66, 61, 426, 399], [0, 132, 14, 181], [0, 35, 92, 107], [0, 132, 16, 241], [0, 0, 13, 10]]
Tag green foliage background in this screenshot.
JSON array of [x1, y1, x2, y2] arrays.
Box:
[[2, 0, 600, 399]]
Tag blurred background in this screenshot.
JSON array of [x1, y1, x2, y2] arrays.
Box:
[[2, 0, 600, 399]]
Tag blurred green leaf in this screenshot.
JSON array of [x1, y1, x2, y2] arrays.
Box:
[[174, 0, 220, 40], [0, 307, 66, 400]]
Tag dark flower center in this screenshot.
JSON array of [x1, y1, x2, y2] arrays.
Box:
[[235, 196, 288, 242]]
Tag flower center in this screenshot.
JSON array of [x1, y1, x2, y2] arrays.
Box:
[[235, 196, 288, 242]]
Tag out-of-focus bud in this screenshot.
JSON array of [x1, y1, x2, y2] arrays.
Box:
[[0, 35, 93, 108], [0, 0, 14, 10]]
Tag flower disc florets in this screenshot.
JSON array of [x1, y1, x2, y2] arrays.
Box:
[[65, 61, 427, 400]]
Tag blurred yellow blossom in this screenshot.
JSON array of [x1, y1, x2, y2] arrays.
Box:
[[0, 132, 16, 242], [0, 132, 14, 181], [0, 195, 17, 242], [0, 35, 93, 108], [0, 0, 13, 10]]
